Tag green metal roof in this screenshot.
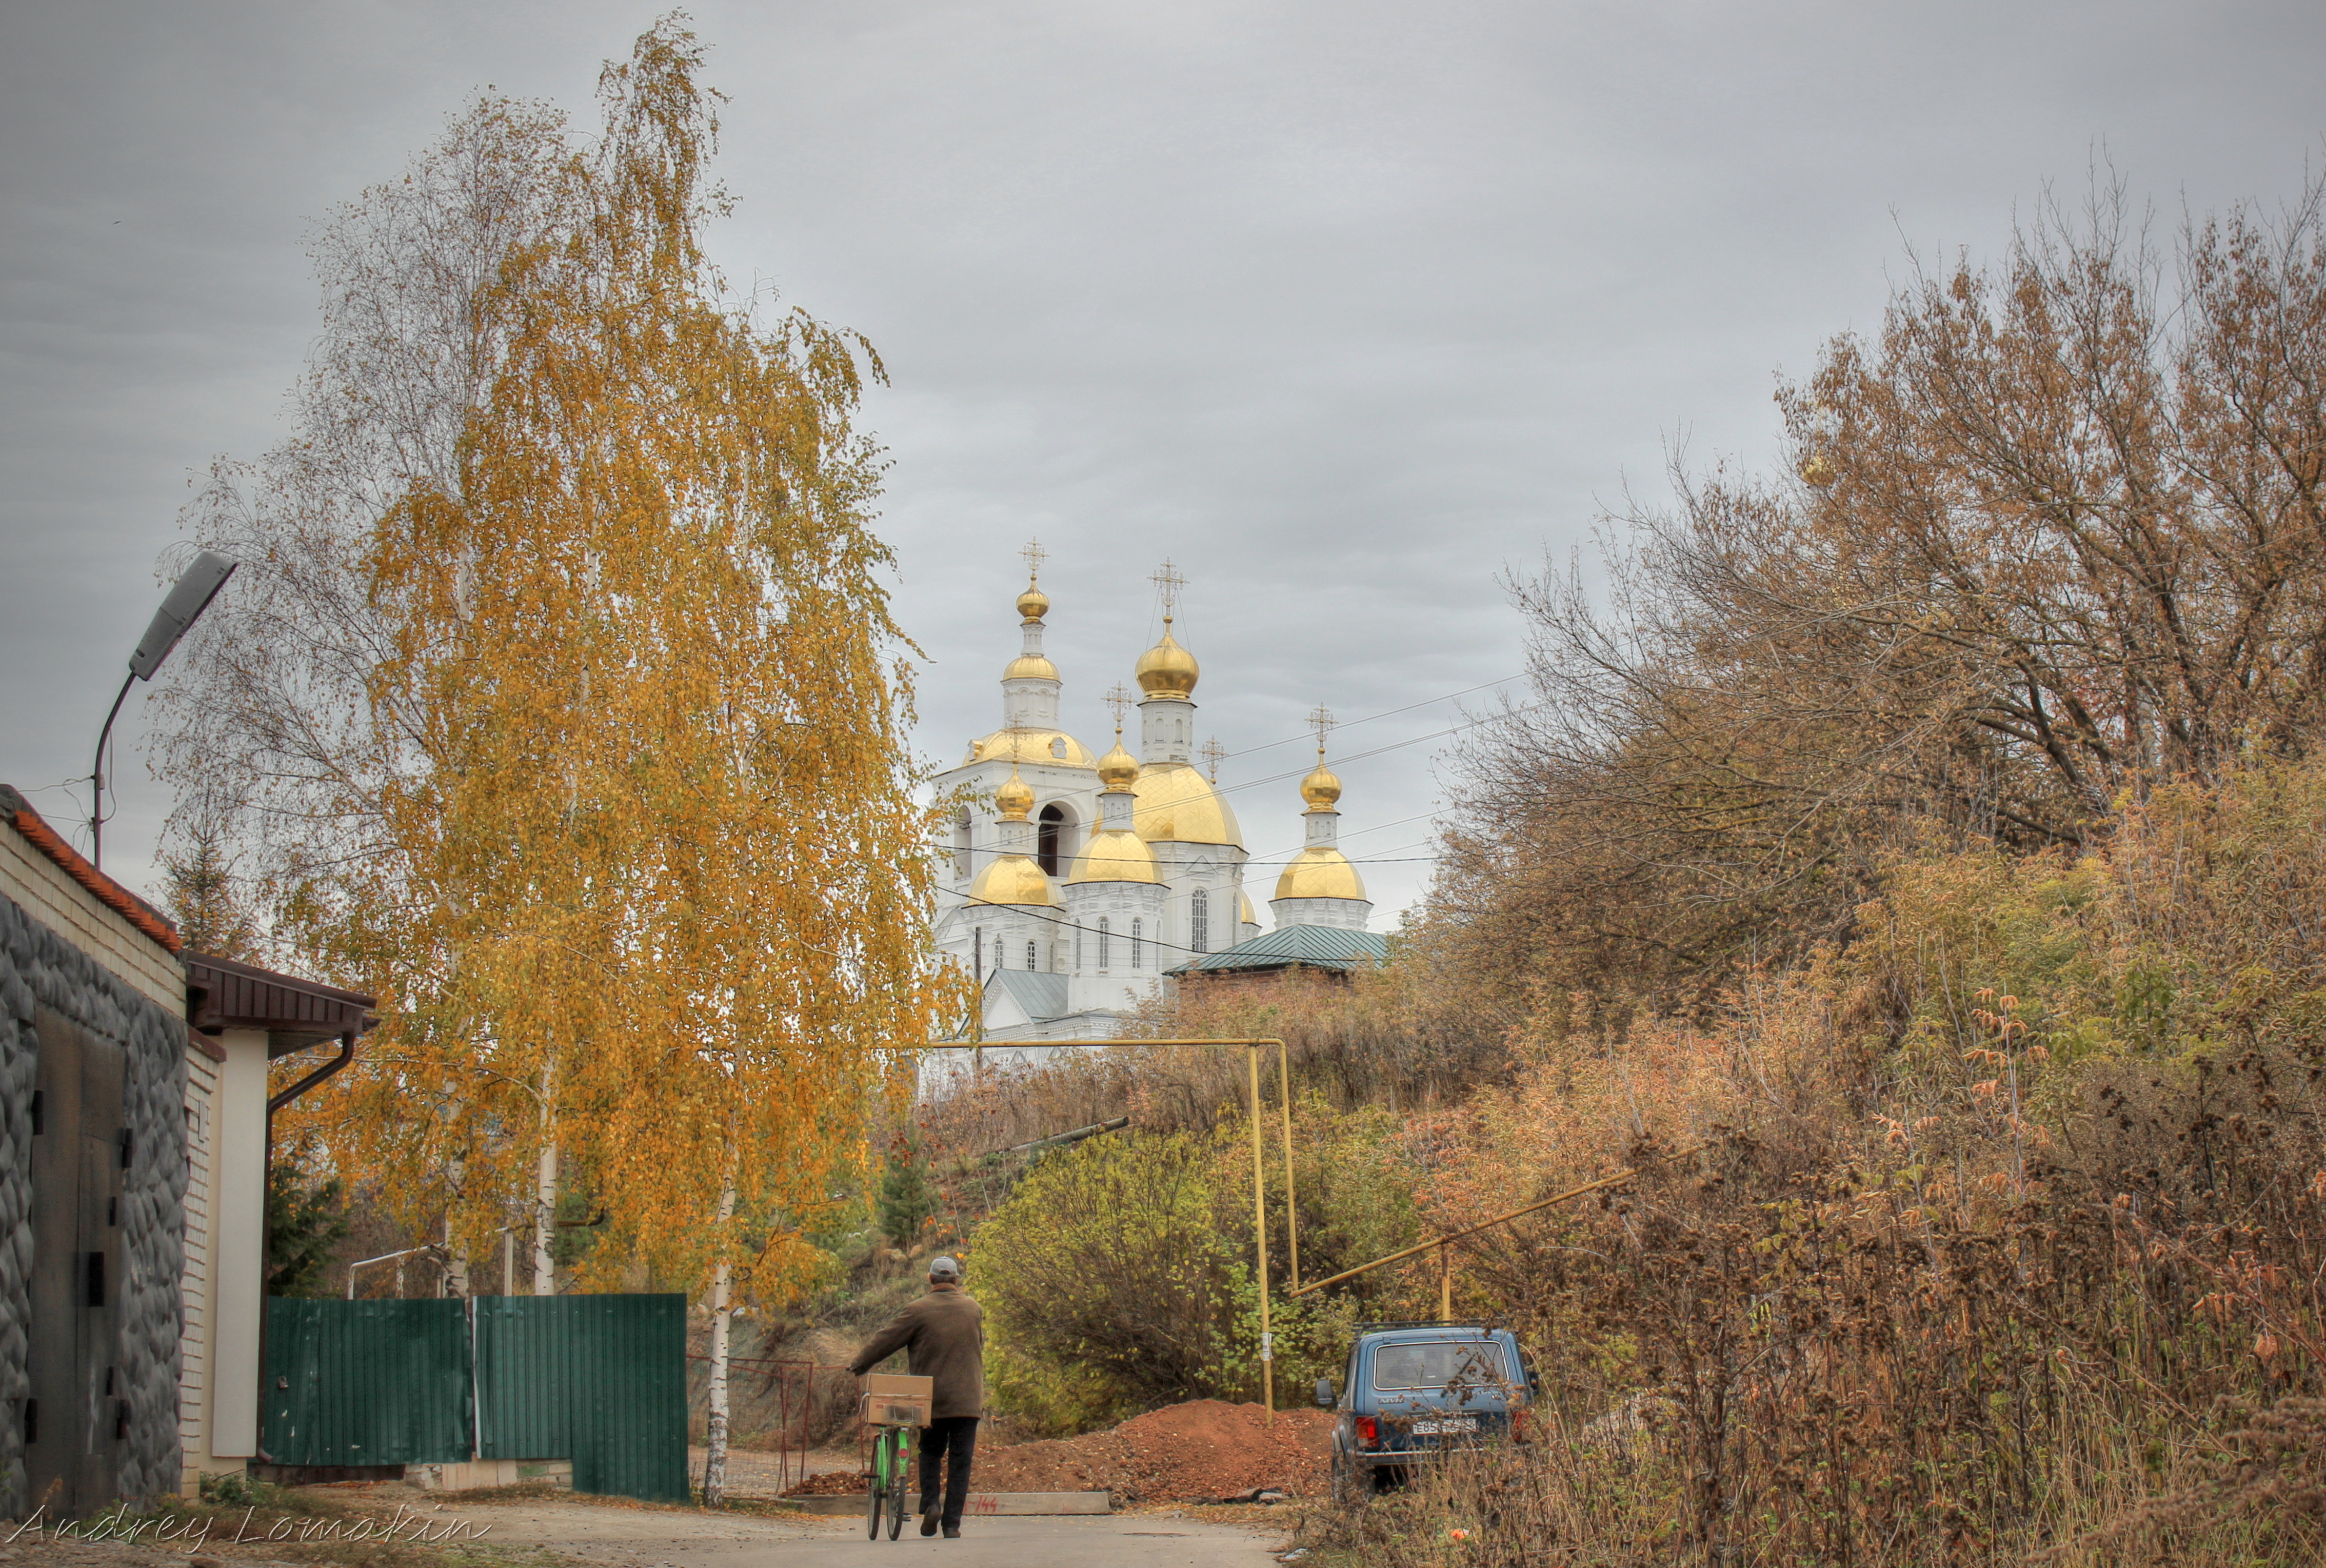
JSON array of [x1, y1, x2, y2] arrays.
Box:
[[1166, 923, 1390, 977], [986, 967, 1071, 1020]]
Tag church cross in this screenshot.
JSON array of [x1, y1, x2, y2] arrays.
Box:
[[1150, 560, 1186, 622], [1307, 704, 1337, 759], [1104, 683, 1135, 733], [1020, 538, 1048, 584], [1201, 736, 1227, 781]]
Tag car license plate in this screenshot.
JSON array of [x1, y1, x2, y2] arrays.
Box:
[[1410, 1417, 1479, 1435]]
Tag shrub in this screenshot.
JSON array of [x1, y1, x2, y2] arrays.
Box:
[[975, 1126, 1243, 1433], [971, 1105, 1427, 1434]]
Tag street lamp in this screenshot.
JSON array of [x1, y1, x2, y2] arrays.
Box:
[[91, 549, 238, 869]]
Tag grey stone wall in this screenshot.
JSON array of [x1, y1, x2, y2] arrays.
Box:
[[0, 889, 187, 1513], [0, 898, 32, 1518]]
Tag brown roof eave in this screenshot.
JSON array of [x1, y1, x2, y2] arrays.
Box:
[[184, 950, 379, 1058]]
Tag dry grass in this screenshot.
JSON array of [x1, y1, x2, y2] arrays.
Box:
[[924, 755, 2326, 1562]]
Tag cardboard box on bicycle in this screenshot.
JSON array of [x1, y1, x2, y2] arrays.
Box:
[[860, 1373, 933, 1427]]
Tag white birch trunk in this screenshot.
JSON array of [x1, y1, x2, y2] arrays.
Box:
[[443, 1157, 469, 1297], [443, 1211, 469, 1298], [533, 1138, 559, 1294], [702, 1171, 739, 1506], [531, 1055, 559, 1294]]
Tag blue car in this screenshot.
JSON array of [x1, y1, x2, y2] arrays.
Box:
[[1316, 1323, 1538, 1497]]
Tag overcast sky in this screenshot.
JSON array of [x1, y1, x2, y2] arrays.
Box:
[[5, 1, 2322, 926]]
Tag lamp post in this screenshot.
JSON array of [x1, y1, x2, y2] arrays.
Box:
[[91, 549, 237, 868]]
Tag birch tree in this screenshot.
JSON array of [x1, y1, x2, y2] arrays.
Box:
[[156, 18, 957, 1498]]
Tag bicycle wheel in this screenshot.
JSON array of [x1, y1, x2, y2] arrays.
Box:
[[886, 1429, 909, 1540], [866, 1431, 887, 1540]]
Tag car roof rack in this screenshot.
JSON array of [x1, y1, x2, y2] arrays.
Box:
[[1354, 1320, 1503, 1334]]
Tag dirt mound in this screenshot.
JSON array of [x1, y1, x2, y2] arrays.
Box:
[[781, 1469, 871, 1497], [972, 1399, 1331, 1501]]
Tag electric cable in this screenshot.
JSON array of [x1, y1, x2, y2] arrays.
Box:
[[921, 700, 1527, 863], [1214, 674, 1524, 762]]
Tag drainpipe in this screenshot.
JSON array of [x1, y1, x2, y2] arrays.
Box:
[[255, 1028, 360, 1466], [267, 1028, 359, 1139]]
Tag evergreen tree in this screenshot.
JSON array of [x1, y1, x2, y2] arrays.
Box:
[[265, 1165, 350, 1297], [163, 822, 259, 960], [876, 1145, 937, 1251]]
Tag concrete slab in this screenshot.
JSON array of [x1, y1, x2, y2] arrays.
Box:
[[786, 1491, 1110, 1516], [450, 1498, 1278, 1567]]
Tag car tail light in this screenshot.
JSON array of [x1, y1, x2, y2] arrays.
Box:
[[1356, 1416, 1378, 1448], [1510, 1407, 1529, 1441]]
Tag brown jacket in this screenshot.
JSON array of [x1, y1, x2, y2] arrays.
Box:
[[849, 1283, 986, 1419]]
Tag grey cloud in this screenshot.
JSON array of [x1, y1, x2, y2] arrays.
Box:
[[6, 0, 2321, 920]]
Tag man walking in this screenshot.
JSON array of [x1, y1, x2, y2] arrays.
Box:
[[849, 1255, 985, 1538]]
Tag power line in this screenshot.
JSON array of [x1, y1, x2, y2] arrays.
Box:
[[1218, 674, 1524, 763], [1108, 571, 1520, 763], [947, 869, 1427, 963], [1211, 705, 1533, 800], [948, 890, 1207, 959], [928, 839, 1439, 869], [925, 670, 1514, 877], [1246, 838, 1438, 866], [944, 836, 1443, 948], [1338, 810, 1450, 841], [932, 703, 1529, 827], [922, 815, 1445, 867]]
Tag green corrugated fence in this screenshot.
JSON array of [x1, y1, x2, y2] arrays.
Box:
[[475, 1295, 689, 1501], [260, 1294, 687, 1501], [263, 1298, 472, 1466]]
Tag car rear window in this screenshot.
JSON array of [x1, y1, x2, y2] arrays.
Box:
[[1369, 1340, 1508, 1390]]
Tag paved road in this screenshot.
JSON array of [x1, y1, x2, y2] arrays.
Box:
[[454, 1499, 1283, 1568]]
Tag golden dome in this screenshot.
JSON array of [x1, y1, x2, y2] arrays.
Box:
[[1097, 737, 1139, 790], [1135, 625, 1200, 700], [1065, 827, 1160, 885], [1300, 762, 1342, 809], [996, 767, 1035, 821], [1274, 846, 1368, 903], [1003, 653, 1061, 681], [1240, 890, 1256, 927], [967, 728, 1097, 768], [1130, 761, 1243, 847], [1017, 585, 1050, 621], [970, 855, 1058, 907]]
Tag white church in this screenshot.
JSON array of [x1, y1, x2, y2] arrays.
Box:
[[932, 558, 1381, 1042]]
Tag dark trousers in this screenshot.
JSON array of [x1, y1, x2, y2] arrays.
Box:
[[918, 1415, 979, 1526]]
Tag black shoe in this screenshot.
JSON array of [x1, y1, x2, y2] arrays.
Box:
[[920, 1504, 940, 1537], [941, 1524, 960, 1539]]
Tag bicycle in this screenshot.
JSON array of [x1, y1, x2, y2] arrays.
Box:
[[859, 1373, 933, 1543], [867, 1423, 913, 1541]]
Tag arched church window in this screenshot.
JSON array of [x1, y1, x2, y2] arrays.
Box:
[[1075, 928, 1083, 969], [1026, 940, 1038, 971], [1131, 919, 1142, 969], [1038, 803, 1067, 876], [1098, 917, 1110, 968], [993, 936, 1005, 975], [952, 808, 972, 879], [1191, 889, 1210, 954]]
